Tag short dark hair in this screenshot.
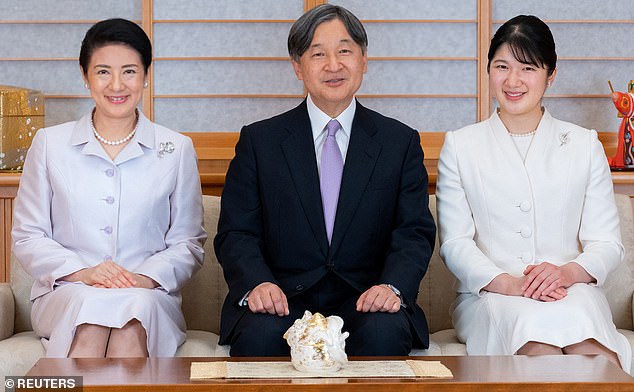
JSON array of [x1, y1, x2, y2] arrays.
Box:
[[79, 18, 152, 76], [487, 15, 556, 77], [288, 4, 368, 62]]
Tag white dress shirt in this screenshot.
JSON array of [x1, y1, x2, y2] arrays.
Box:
[[307, 94, 355, 176]]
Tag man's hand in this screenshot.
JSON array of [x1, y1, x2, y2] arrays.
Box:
[[356, 284, 401, 313], [248, 282, 289, 316]]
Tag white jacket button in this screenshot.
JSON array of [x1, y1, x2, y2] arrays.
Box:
[[520, 227, 532, 238], [521, 252, 533, 263], [519, 201, 532, 212]]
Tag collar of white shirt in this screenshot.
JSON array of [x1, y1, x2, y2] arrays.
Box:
[[307, 95, 355, 163]]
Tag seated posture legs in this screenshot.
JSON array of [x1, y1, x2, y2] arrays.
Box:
[[68, 319, 148, 358], [518, 339, 621, 368]]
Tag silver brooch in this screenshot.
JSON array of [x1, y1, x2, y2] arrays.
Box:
[[559, 132, 569, 147], [158, 141, 175, 157]]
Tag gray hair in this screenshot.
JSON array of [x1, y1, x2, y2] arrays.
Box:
[[287, 4, 368, 62]]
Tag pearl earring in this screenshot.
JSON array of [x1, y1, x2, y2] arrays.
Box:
[[547, 81, 552, 87], [143, 81, 148, 88], [84, 83, 89, 89]]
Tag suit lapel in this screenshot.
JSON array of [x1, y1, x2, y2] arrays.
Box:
[[329, 103, 381, 254], [280, 102, 329, 255]]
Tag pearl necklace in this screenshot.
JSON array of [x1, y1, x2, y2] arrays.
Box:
[[509, 129, 537, 137], [91, 110, 139, 146]]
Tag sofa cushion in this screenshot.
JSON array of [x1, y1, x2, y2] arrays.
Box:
[[604, 194, 634, 330], [180, 195, 228, 335], [10, 253, 33, 333], [409, 342, 441, 356], [0, 331, 44, 376], [417, 195, 458, 333], [0, 283, 15, 340], [175, 330, 219, 357], [617, 328, 634, 374], [429, 329, 468, 355]]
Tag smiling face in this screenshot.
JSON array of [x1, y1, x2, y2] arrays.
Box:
[[82, 44, 146, 123], [489, 43, 555, 128], [291, 18, 367, 118]]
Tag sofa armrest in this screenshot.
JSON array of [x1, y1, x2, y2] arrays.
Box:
[[0, 283, 15, 340]]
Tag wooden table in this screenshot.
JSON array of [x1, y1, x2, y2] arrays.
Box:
[[25, 355, 634, 391]]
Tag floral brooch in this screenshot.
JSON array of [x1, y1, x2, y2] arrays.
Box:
[[559, 131, 570, 147], [158, 141, 175, 157]]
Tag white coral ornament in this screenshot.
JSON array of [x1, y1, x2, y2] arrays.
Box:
[[284, 310, 349, 373]]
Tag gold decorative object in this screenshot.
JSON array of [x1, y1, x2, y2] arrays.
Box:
[[0, 85, 44, 171], [283, 310, 349, 373]]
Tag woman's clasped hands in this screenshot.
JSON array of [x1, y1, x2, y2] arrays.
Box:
[[521, 262, 570, 302], [62, 260, 158, 289], [484, 260, 595, 302]]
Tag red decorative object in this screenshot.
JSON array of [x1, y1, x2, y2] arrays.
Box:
[[608, 80, 634, 170]]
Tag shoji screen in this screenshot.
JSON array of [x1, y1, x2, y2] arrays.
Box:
[[151, 0, 306, 132], [3, 1, 631, 134], [333, 0, 479, 133]]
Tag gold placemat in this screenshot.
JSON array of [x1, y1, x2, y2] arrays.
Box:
[[191, 360, 453, 379]]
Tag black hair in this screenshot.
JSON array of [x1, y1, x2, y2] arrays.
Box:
[[79, 18, 152, 75], [288, 4, 367, 62], [487, 15, 556, 76]]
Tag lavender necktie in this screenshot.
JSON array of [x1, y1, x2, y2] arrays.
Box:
[[320, 119, 343, 244]]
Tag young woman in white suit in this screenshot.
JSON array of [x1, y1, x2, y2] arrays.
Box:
[[12, 19, 206, 358], [436, 15, 630, 371]]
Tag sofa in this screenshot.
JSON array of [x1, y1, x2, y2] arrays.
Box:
[[1, 194, 633, 378]]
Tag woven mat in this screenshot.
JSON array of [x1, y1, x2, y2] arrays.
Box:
[[191, 360, 453, 379]]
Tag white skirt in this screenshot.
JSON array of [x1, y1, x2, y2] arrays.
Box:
[[31, 282, 186, 357], [453, 283, 631, 371]]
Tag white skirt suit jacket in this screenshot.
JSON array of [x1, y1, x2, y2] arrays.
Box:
[[436, 109, 631, 370], [12, 111, 207, 357]]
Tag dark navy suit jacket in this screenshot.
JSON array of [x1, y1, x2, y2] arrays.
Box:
[[214, 100, 436, 347]]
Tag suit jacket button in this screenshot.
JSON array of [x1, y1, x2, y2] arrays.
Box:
[[295, 284, 304, 291]]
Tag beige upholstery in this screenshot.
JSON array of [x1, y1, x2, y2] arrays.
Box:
[[1, 194, 633, 377]]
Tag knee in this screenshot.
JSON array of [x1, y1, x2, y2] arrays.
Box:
[[118, 319, 146, 338], [345, 312, 412, 356], [517, 341, 562, 355], [229, 313, 292, 357], [107, 319, 149, 357]]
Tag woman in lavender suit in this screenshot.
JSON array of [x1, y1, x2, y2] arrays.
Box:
[[12, 19, 206, 357]]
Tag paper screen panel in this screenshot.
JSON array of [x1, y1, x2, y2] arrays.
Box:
[[358, 98, 477, 133], [153, 60, 303, 95], [493, 0, 634, 20], [364, 23, 476, 57], [153, 98, 303, 133], [334, 0, 477, 20], [360, 60, 476, 95], [153, 23, 292, 58], [2, 61, 84, 95], [0, 24, 91, 58], [0, 0, 140, 20], [44, 99, 95, 127], [153, 0, 303, 20]]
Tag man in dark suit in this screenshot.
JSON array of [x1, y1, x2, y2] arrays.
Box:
[[214, 4, 436, 357]]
